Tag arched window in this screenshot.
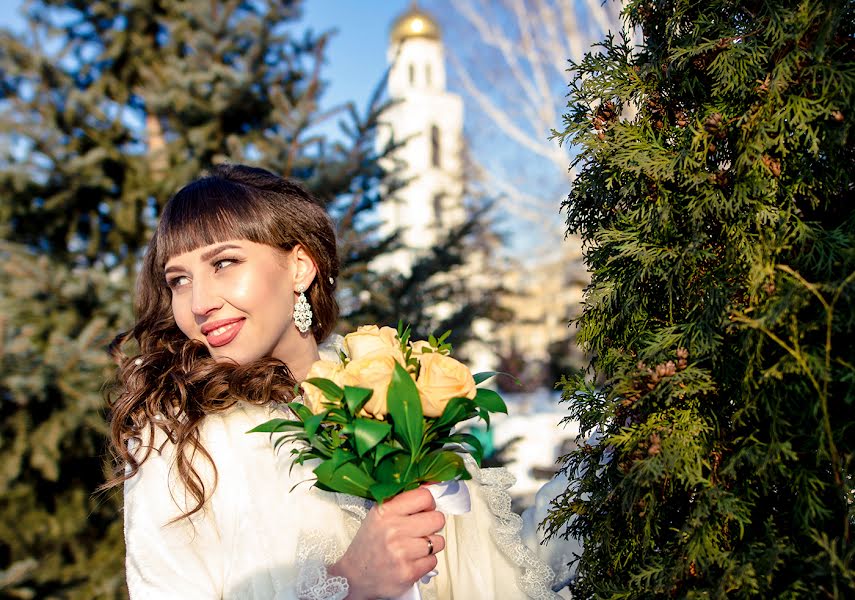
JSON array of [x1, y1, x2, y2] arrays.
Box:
[[433, 193, 444, 228], [425, 64, 432, 87], [430, 124, 440, 168], [408, 63, 415, 85]]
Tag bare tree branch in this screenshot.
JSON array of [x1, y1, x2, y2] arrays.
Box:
[[431, 0, 624, 259]]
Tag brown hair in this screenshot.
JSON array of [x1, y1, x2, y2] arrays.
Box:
[[103, 164, 339, 519]]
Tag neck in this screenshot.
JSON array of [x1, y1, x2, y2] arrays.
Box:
[[274, 332, 320, 382]]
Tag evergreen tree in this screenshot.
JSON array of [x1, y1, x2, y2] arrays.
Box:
[[0, 242, 131, 598], [546, 1, 854, 598], [0, 1, 501, 596]]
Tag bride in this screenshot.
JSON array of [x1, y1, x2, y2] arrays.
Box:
[[105, 164, 571, 599]]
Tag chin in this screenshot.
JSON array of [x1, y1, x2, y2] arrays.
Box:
[[210, 349, 256, 366]]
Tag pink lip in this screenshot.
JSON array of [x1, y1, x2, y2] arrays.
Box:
[[202, 318, 245, 347]]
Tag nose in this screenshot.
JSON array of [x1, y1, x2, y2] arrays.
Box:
[[190, 278, 223, 317]]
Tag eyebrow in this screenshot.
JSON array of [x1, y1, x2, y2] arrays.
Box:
[[163, 243, 243, 276]]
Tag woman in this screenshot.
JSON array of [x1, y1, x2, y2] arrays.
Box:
[[106, 164, 562, 599]]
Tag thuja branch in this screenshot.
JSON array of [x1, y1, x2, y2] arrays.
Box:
[[733, 266, 855, 496]]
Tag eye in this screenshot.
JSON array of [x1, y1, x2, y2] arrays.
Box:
[[213, 257, 240, 272], [167, 275, 190, 289]]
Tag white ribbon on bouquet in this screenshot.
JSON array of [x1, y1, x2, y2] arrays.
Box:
[[395, 479, 472, 600]]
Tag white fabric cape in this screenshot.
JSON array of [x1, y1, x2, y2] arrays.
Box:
[[124, 339, 573, 599]]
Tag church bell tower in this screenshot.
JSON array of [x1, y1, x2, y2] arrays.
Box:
[[376, 3, 465, 272]]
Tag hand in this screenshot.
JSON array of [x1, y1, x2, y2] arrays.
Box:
[[329, 486, 447, 600]]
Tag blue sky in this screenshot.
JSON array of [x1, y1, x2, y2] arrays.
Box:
[[0, 0, 582, 258], [0, 0, 408, 112], [301, 1, 412, 112]]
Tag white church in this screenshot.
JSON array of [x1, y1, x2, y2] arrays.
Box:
[[374, 4, 467, 270], [375, 4, 583, 513], [376, 3, 586, 377], [373, 4, 502, 378]]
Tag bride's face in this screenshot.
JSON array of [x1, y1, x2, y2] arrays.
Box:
[[165, 239, 312, 365]]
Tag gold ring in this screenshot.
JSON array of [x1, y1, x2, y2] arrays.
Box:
[[425, 536, 434, 556]]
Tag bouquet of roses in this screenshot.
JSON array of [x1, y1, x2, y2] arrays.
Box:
[[250, 323, 508, 503]]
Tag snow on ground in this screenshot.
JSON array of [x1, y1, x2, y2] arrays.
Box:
[[470, 387, 580, 509]]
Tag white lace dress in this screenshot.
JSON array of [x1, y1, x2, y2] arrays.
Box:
[[124, 341, 570, 600]]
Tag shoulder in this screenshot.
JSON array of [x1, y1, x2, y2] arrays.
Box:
[[128, 403, 282, 464], [125, 403, 290, 507]]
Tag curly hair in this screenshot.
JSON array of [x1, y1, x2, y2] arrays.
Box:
[[103, 164, 340, 519]]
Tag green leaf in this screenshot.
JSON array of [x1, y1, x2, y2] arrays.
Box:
[[433, 396, 477, 430], [397, 320, 411, 347], [314, 479, 336, 493], [313, 460, 337, 489], [324, 408, 350, 425], [303, 377, 344, 403], [375, 451, 413, 485], [473, 371, 520, 386], [387, 362, 424, 452], [474, 388, 508, 414], [303, 410, 329, 437], [354, 418, 392, 456], [275, 433, 308, 453], [369, 481, 405, 504], [373, 442, 404, 467], [343, 385, 373, 416], [329, 447, 357, 468], [246, 418, 303, 433], [417, 450, 467, 483], [441, 432, 484, 465], [289, 402, 314, 422], [314, 460, 376, 498]]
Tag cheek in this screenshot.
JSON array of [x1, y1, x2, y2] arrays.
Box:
[[228, 266, 292, 311], [226, 274, 255, 305], [171, 294, 194, 338]]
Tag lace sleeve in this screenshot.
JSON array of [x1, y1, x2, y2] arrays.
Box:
[[288, 492, 375, 600], [466, 456, 564, 599], [290, 521, 354, 600]]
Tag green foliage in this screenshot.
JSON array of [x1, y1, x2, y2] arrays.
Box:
[[0, 0, 502, 597], [250, 330, 505, 504], [546, 0, 854, 598], [0, 242, 130, 599]]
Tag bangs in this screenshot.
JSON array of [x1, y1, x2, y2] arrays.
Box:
[[154, 176, 285, 268]]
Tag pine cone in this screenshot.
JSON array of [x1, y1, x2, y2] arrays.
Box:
[[762, 155, 782, 177], [704, 112, 725, 136], [597, 101, 618, 122]]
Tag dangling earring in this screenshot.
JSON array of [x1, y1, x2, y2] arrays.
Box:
[[294, 284, 313, 333]]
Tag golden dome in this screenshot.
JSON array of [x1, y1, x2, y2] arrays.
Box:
[[390, 6, 441, 44]]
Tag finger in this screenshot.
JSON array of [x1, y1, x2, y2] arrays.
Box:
[[422, 533, 445, 556], [428, 533, 446, 555], [402, 533, 445, 560], [401, 510, 446, 537], [410, 554, 439, 582], [382, 487, 436, 516]]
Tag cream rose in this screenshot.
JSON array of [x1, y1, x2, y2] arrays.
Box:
[[415, 353, 477, 418], [343, 325, 404, 363], [342, 353, 401, 420], [409, 339, 433, 356], [301, 359, 347, 414]]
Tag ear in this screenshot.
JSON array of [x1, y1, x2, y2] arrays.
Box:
[[292, 245, 318, 291]]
